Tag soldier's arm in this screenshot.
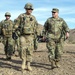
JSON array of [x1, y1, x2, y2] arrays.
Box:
[[0, 21, 3, 42], [0, 21, 3, 35], [14, 15, 21, 30], [33, 15, 38, 35], [43, 19, 49, 36], [62, 19, 69, 38], [42, 20, 49, 40], [13, 17, 21, 37], [62, 19, 69, 32]]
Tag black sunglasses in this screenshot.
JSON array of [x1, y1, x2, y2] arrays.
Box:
[[5, 15, 10, 17], [26, 8, 33, 10], [52, 12, 56, 13]]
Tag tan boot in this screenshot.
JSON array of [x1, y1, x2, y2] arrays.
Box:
[[27, 61, 32, 71], [21, 59, 26, 70], [55, 61, 60, 68]]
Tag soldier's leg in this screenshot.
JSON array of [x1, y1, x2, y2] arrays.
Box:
[[5, 44, 7, 55], [55, 39, 64, 68], [13, 40, 15, 55], [21, 48, 26, 70], [46, 39, 56, 69], [4, 40, 8, 58], [3, 38, 7, 55], [14, 37, 20, 56], [6, 37, 14, 59], [26, 35, 34, 71], [3, 38, 10, 59], [20, 36, 27, 70], [26, 47, 33, 71]]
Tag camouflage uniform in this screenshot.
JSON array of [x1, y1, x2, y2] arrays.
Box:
[[44, 8, 69, 69], [14, 3, 38, 71], [0, 12, 14, 60]]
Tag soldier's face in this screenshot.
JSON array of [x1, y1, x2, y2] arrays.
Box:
[[26, 8, 33, 14], [5, 16, 10, 20], [52, 12, 58, 18]]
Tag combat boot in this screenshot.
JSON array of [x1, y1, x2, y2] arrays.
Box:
[[6, 55, 11, 60], [6, 57, 11, 60], [27, 61, 32, 71], [55, 61, 60, 68], [21, 59, 26, 70], [50, 60, 56, 69]]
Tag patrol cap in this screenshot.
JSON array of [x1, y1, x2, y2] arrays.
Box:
[[51, 8, 59, 13], [24, 3, 33, 10]]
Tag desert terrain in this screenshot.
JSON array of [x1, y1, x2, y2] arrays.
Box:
[[0, 42, 75, 75]]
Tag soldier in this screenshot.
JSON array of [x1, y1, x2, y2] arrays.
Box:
[[0, 12, 14, 60], [14, 3, 38, 71], [43, 8, 69, 69]]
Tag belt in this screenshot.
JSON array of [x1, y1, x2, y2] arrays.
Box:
[[22, 33, 34, 35]]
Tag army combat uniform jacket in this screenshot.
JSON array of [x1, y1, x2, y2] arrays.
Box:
[[44, 17, 69, 40]]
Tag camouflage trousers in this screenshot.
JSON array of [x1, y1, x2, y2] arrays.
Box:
[[13, 37, 20, 54], [3, 36, 15, 58], [46, 38, 64, 61], [19, 35, 34, 62]]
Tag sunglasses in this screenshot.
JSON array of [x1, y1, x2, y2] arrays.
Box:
[[52, 12, 56, 13], [5, 15, 10, 17], [26, 8, 33, 10]]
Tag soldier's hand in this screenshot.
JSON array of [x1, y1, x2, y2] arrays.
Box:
[[66, 32, 69, 39], [42, 37, 46, 40]]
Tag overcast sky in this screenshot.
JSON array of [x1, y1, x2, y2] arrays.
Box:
[[0, 0, 75, 29]]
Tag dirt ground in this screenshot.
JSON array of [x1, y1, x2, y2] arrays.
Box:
[[0, 42, 75, 75]]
